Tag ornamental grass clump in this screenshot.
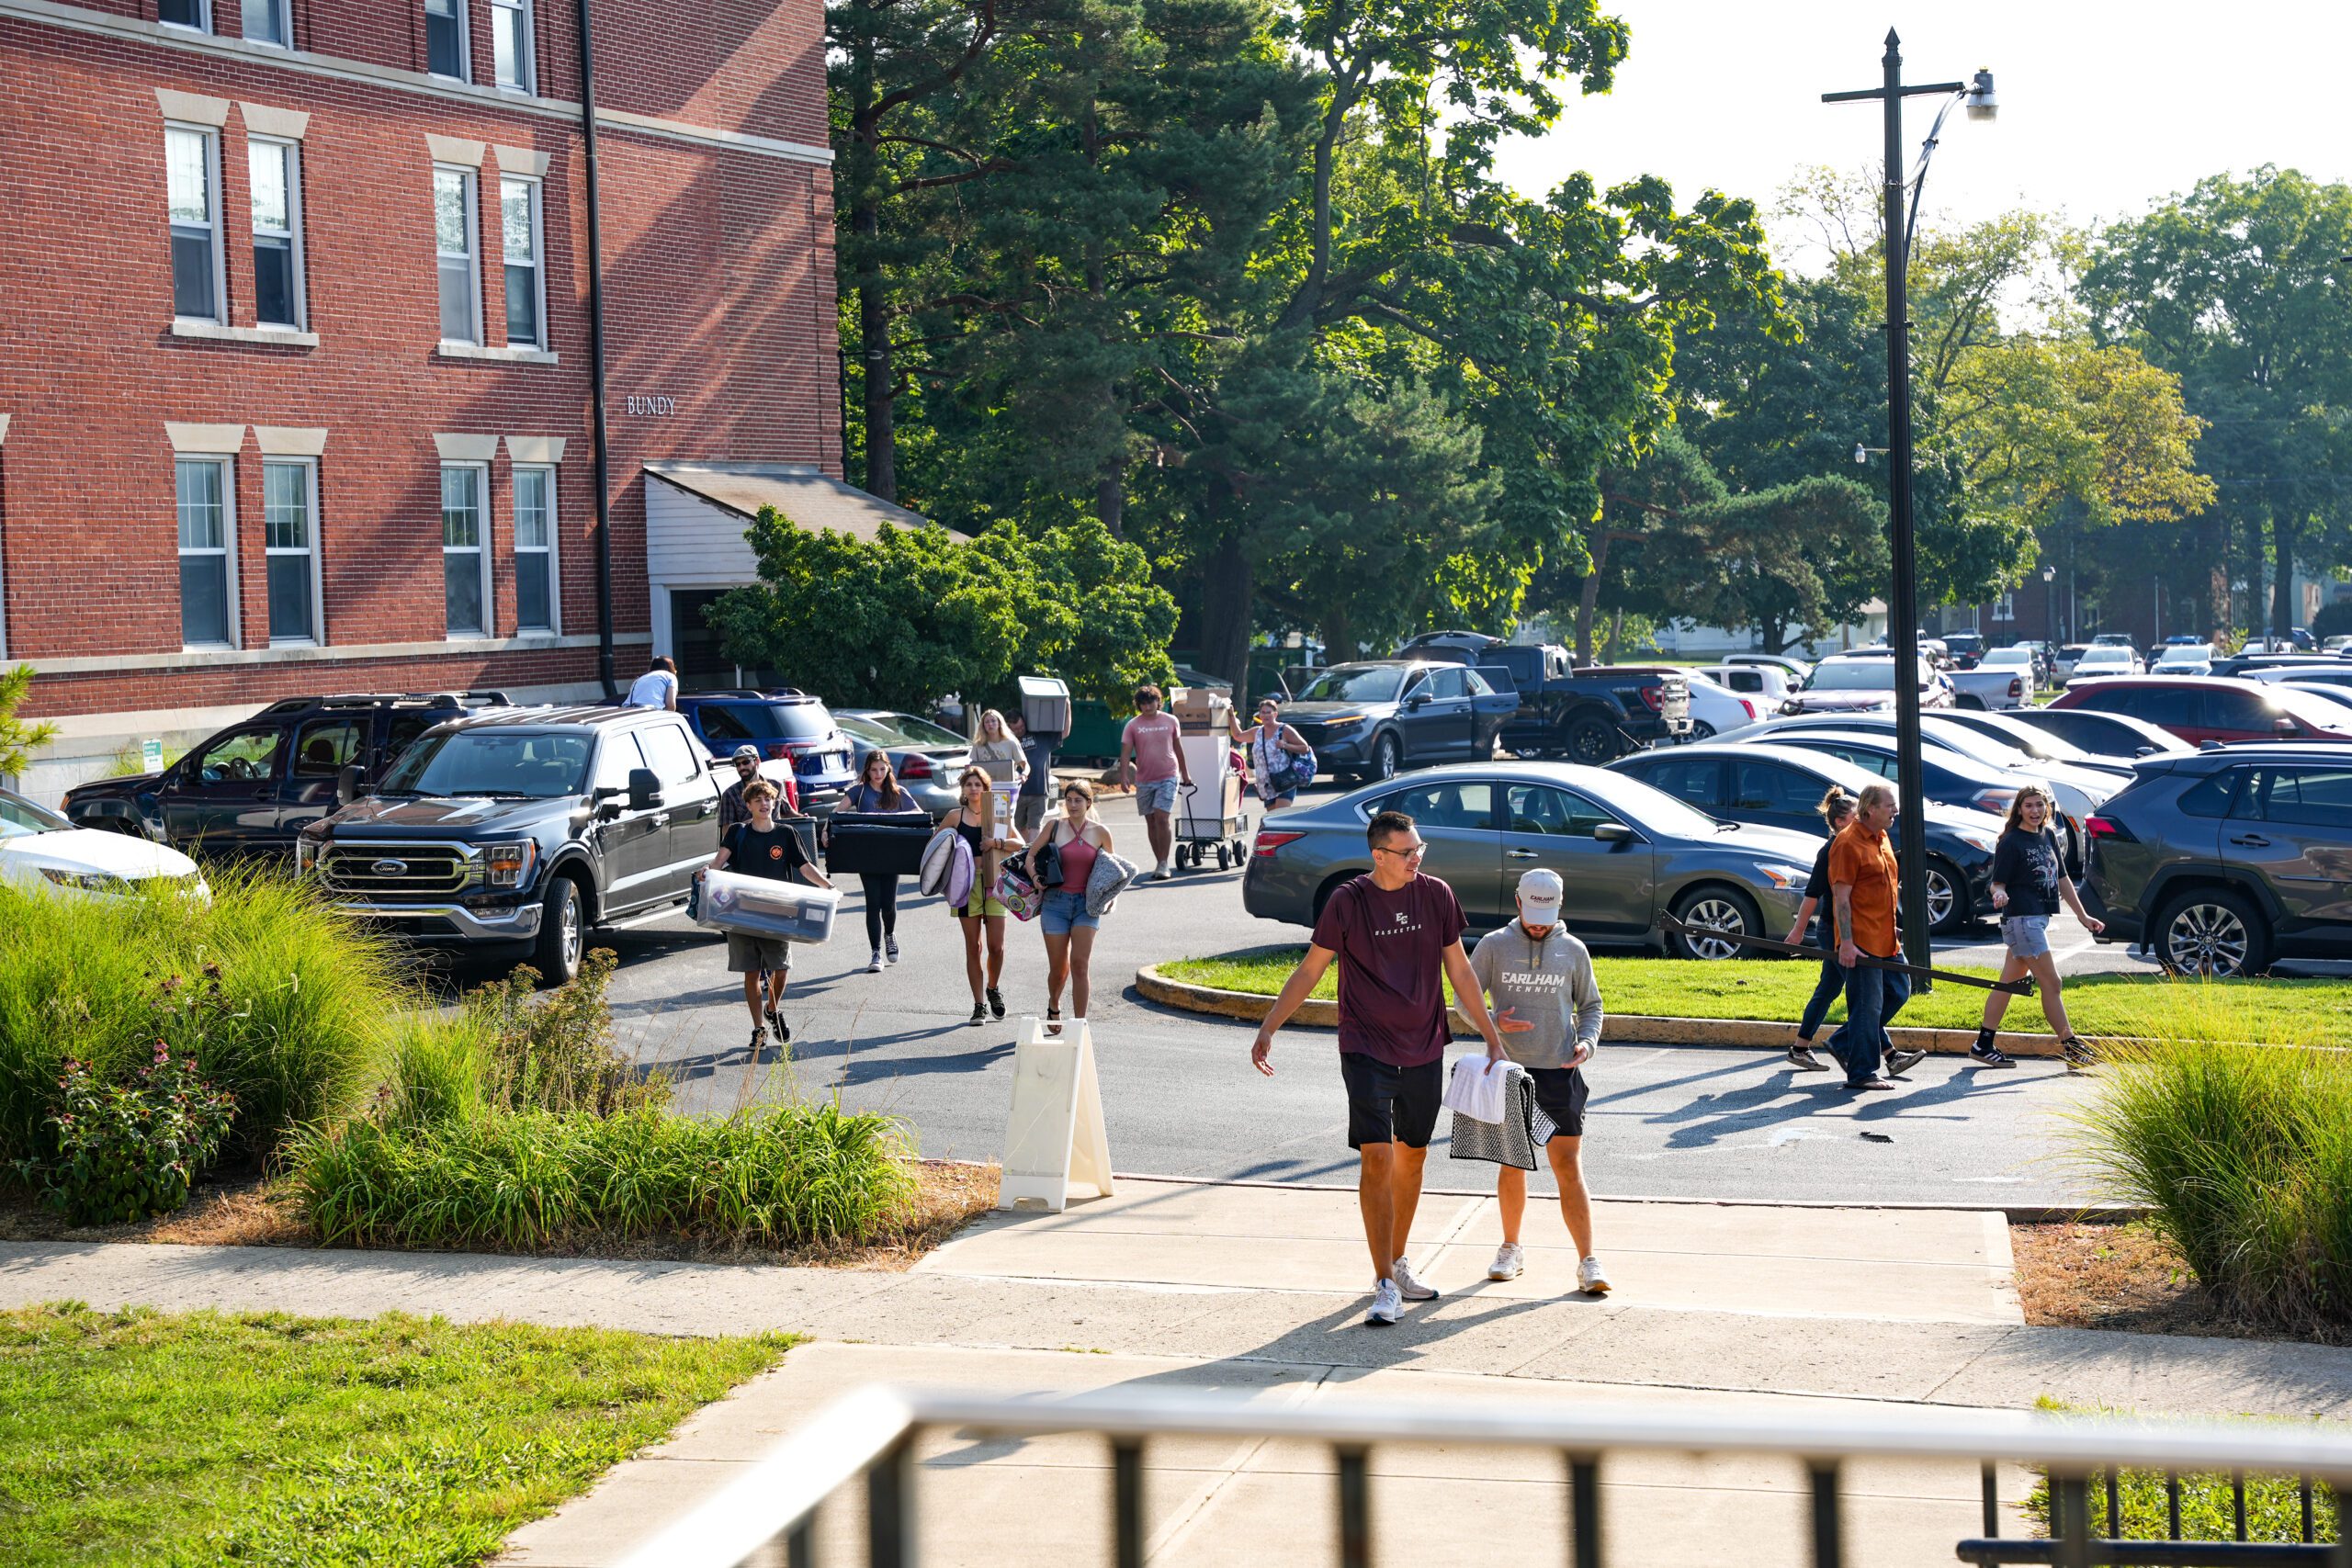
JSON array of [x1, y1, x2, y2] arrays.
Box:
[[2075, 1002, 2352, 1334], [0, 867, 400, 1164]]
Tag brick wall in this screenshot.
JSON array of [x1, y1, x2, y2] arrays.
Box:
[[0, 4, 840, 719]]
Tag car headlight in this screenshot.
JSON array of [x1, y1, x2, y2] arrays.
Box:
[[1752, 863, 1807, 890], [1780, 699, 1802, 715], [481, 841, 537, 887], [295, 836, 319, 874], [39, 868, 130, 893], [1321, 714, 1365, 732]]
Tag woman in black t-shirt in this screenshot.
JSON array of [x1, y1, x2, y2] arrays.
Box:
[[1972, 784, 2105, 1070], [1781, 787, 1856, 1072]]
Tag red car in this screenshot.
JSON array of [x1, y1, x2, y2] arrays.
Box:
[[2049, 676, 2352, 747]]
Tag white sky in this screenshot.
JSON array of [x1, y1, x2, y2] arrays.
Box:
[[1492, 1, 2352, 262]]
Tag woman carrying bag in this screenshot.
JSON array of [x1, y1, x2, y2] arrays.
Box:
[[943, 765, 1023, 1026], [842, 750, 928, 973], [1020, 778, 1115, 1036], [1228, 696, 1315, 809]]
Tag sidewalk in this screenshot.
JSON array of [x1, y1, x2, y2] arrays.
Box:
[[6, 1178, 2348, 1564]]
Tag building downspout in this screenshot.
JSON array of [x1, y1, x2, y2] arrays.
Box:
[[574, 0, 618, 699]]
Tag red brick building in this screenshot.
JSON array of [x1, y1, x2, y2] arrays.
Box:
[[0, 0, 862, 797]]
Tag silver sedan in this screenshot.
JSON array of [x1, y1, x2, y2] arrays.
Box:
[[1239, 761, 1817, 958]]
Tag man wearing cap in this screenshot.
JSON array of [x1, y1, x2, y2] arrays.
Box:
[[1466, 868, 1611, 1294], [717, 745, 797, 843]]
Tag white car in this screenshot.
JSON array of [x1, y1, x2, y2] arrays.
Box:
[[1980, 646, 2040, 675], [1699, 663, 1795, 705], [2153, 642, 2215, 676], [0, 787, 208, 900], [2066, 645, 2143, 684], [1681, 670, 1765, 739]]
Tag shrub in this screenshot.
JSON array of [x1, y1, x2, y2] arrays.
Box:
[[461, 949, 667, 1116], [288, 1100, 917, 1250], [18, 1043, 236, 1224], [0, 868, 402, 1165], [2075, 1029, 2352, 1333]]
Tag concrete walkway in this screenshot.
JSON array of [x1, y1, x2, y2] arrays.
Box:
[[6, 1177, 2347, 1565]]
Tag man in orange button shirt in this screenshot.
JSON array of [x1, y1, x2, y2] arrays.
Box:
[[1824, 784, 1926, 1090]]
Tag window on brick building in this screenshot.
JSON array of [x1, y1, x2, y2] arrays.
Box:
[[425, 0, 469, 80], [160, 0, 209, 30], [500, 175, 543, 348], [492, 0, 533, 91], [166, 125, 223, 322], [442, 464, 489, 637], [176, 457, 235, 648], [263, 459, 320, 644], [243, 0, 289, 45], [513, 465, 557, 632], [249, 139, 303, 329], [434, 166, 481, 344]]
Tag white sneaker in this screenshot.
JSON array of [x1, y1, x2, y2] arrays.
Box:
[[866, 950, 885, 973], [1153, 863, 1171, 881], [1488, 1243, 1524, 1280], [1577, 1256, 1613, 1295], [1391, 1256, 1440, 1302], [1364, 1277, 1403, 1325]]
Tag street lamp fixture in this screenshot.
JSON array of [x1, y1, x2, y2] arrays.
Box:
[[1824, 31, 1997, 984], [1854, 444, 1889, 465]]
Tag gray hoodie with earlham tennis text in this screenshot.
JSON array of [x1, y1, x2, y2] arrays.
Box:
[[1466, 921, 1603, 1070]]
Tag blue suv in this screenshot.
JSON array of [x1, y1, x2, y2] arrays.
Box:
[[675, 689, 855, 816]]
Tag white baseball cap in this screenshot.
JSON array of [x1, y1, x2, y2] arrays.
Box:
[[1516, 867, 1563, 923]]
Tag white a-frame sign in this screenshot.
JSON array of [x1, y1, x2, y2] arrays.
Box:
[[999, 1015, 1114, 1212]]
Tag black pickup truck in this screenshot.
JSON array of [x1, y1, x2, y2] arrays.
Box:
[[1396, 637, 1692, 762], [62, 691, 509, 862]]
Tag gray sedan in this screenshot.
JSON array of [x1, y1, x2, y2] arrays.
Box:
[[837, 710, 973, 821], [1239, 761, 1818, 959]]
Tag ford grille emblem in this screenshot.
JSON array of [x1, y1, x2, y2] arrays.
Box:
[[370, 859, 409, 876]]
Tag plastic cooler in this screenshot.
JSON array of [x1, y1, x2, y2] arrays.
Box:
[[692, 868, 840, 944], [1018, 674, 1071, 739]]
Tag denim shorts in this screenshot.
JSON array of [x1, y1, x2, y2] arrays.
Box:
[[1039, 889, 1098, 935], [2001, 914, 2052, 958], [1135, 777, 1182, 816]]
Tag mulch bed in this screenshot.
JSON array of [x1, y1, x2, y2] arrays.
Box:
[[0, 1158, 1000, 1272], [2011, 1220, 2352, 1347]]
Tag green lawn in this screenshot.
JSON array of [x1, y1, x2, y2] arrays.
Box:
[[1160, 951, 2352, 1045], [0, 1302, 791, 1567], [2023, 1402, 2339, 1544]]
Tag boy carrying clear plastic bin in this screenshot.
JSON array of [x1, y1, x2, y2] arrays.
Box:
[[704, 777, 832, 1055]]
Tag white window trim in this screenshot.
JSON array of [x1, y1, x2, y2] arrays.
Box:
[[499, 173, 546, 349], [491, 0, 535, 93], [440, 460, 492, 639], [424, 0, 472, 83], [249, 134, 307, 330], [241, 0, 289, 48], [176, 454, 239, 651], [512, 463, 560, 634], [261, 457, 323, 646], [165, 120, 226, 326], [158, 0, 212, 33], [433, 163, 481, 347]]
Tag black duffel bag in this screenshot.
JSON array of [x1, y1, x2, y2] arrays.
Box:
[[823, 811, 933, 876]]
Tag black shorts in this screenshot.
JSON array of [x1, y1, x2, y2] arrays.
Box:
[[1340, 1052, 1442, 1150], [1525, 1066, 1590, 1140]]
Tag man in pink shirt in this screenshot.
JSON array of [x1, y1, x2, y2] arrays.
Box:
[[1118, 683, 1193, 880]]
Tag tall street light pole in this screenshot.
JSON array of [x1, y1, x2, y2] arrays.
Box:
[[1825, 31, 1996, 982]]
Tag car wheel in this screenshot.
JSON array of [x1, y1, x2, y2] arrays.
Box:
[[1562, 714, 1618, 765], [2153, 886, 2269, 978], [1372, 732, 1404, 780], [534, 874, 585, 987], [1690, 720, 1717, 741], [1668, 886, 1760, 961], [1924, 855, 1969, 935]]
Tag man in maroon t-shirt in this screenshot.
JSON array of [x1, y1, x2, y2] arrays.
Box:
[[1252, 808, 1507, 1325]]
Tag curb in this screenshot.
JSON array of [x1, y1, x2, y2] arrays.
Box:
[[1135, 964, 2072, 1058]]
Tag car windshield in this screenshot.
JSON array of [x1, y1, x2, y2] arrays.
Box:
[[1982, 648, 2035, 667], [2157, 646, 2212, 663], [879, 713, 968, 748], [1803, 660, 1903, 692], [1955, 716, 2090, 763], [377, 731, 594, 798], [0, 787, 71, 838], [2079, 648, 2133, 664], [1297, 665, 1407, 703]]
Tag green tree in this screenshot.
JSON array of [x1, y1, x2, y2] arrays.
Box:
[[0, 665, 57, 779], [2083, 167, 2352, 637]]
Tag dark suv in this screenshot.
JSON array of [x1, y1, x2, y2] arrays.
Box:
[[297, 705, 724, 983], [2084, 743, 2352, 976], [61, 691, 509, 862], [675, 689, 854, 816]]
